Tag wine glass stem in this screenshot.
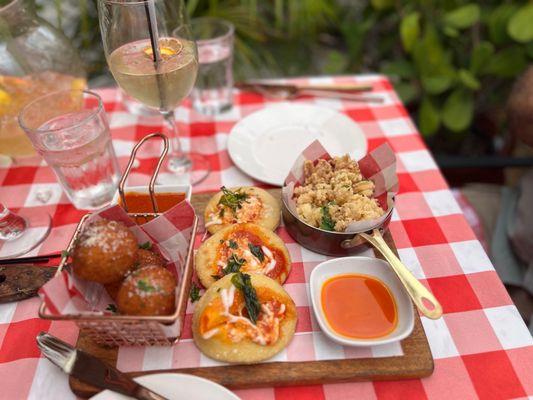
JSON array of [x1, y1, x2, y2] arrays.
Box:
[[161, 110, 184, 158], [0, 204, 26, 241]]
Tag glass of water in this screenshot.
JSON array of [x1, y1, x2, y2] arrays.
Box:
[[19, 90, 120, 210], [178, 18, 234, 115]]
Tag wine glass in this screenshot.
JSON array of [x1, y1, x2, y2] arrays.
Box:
[[97, 0, 210, 184], [0, 203, 50, 259]]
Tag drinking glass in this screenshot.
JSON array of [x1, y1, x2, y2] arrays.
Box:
[[19, 90, 120, 210], [178, 17, 235, 115], [0, 0, 86, 160], [0, 203, 50, 259], [97, 0, 210, 184], [120, 90, 159, 117]]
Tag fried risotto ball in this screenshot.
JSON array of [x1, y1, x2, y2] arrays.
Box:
[[136, 249, 165, 269], [105, 250, 165, 301], [116, 265, 177, 316], [105, 249, 165, 301], [72, 219, 138, 284]]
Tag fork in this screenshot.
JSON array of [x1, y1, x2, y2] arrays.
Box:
[[37, 332, 168, 400]]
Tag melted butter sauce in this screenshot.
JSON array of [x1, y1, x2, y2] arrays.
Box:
[[321, 273, 398, 339]]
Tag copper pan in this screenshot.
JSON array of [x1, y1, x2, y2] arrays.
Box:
[[281, 196, 442, 320]]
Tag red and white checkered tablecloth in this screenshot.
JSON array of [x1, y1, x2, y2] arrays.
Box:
[[0, 75, 532, 400]]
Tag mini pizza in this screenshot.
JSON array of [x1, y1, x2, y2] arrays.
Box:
[[192, 272, 297, 363], [195, 223, 291, 288], [203, 186, 280, 234]]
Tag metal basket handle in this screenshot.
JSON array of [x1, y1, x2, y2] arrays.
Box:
[[118, 132, 169, 214]]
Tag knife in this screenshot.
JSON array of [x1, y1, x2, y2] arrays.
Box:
[[36, 332, 167, 400], [235, 81, 373, 92]]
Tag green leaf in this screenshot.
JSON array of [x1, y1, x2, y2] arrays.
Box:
[[228, 240, 238, 249], [484, 46, 527, 77], [371, 0, 394, 10], [418, 97, 440, 136], [412, 26, 439, 70], [231, 272, 261, 324], [106, 304, 117, 313], [508, 4, 533, 43], [442, 89, 474, 132], [526, 42, 533, 59], [221, 254, 246, 276], [443, 26, 459, 38], [488, 4, 518, 45], [248, 243, 265, 262], [320, 204, 335, 231], [458, 69, 480, 90], [444, 4, 480, 30], [421, 74, 453, 95], [137, 279, 156, 292], [139, 241, 152, 250], [218, 186, 249, 213], [400, 12, 420, 53], [412, 24, 455, 90], [470, 42, 495, 74], [381, 60, 416, 79], [189, 283, 201, 303], [323, 50, 349, 75], [341, 13, 376, 63], [395, 81, 419, 104], [186, 0, 201, 15]]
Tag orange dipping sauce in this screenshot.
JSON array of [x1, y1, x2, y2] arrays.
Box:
[[321, 274, 398, 339], [120, 192, 186, 213]]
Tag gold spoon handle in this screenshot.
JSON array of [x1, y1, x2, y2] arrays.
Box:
[[359, 229, 443, 319]]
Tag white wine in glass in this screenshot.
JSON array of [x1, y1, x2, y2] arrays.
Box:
[[108, 38, 197, 110], [98, 0, 210, 184]]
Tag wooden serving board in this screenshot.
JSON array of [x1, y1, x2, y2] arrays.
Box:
[[70, 189, 434, 398]]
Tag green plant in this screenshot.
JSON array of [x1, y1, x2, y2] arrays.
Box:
[[186, 0, 337, 78], [349, 1, 533, 139], [41, 0, 532, 146]]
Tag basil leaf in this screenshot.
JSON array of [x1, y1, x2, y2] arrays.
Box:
[[137, 279, 156, 292], [106, 304, 117, 313], [189, 283, 201, 303], [320, 205, 336, 231], [231, 272, 261, 324], [228, 239, 238, 249], [248, 243, 265, 262], [139, 241, 152, 250], [221, 254, 245, 276], [218, 186, 249, 212]]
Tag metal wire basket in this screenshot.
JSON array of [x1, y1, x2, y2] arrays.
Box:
[[39, 133, 197, 346]]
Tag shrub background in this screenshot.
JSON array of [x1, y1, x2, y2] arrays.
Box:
[[34, 0, 533, 149]]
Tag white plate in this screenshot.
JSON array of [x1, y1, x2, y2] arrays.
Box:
[[309, 257, 414, 346], [91, 373, 240, 400], [227, 104, 367, 186]]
